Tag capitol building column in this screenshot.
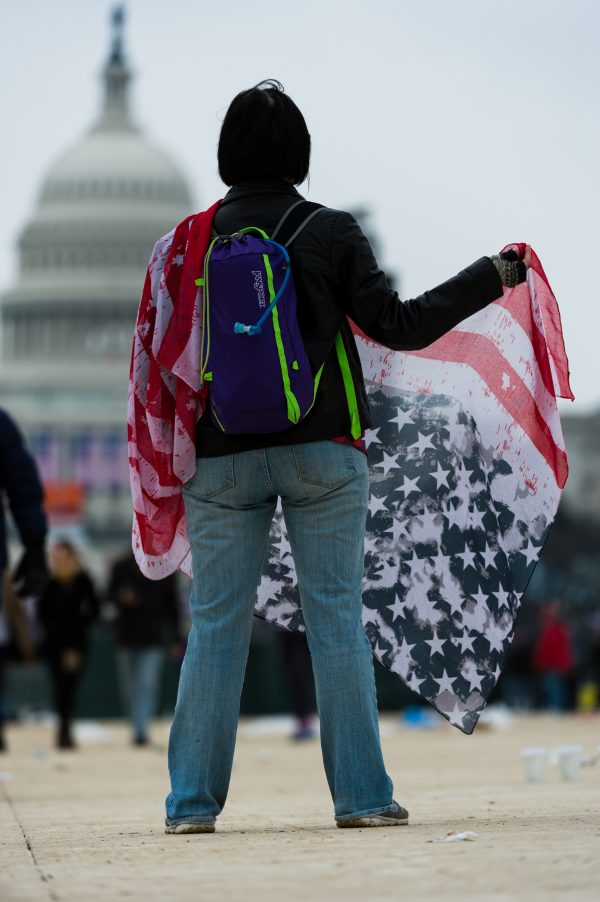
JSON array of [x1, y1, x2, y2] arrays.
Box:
[[0, 8, 194, 556]]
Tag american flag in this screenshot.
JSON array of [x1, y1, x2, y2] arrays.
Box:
[[128, 206, 572, 733], [257, 254, 572, 732]]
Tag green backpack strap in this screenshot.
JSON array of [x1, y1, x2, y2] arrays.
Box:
[[334, 333, 362, 440]]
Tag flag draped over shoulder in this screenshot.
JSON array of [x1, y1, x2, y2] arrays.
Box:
[[129, 210, 573, 734], [127, 201, 220, 579]]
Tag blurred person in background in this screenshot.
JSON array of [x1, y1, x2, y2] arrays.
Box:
[[500, 617, 535, 711], [579, 607, 600, 711], [531, 601, 575, 712], [37, 540, 98, 749], [107, 550, 182, 746], [278, 630, 317, 740], [0, 408, 49, 752]]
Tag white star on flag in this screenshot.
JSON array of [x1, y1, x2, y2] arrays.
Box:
[[519, 539, 540, 567], [446, 702, 466, 727], [405, 549, 429, 577], [391, 640, 417, 677], [445, 591, 467, 617], [397, 474, 421, 498], [468, 506, 486, 530], [486, 625, 508, 655], [469, 587, 490, 608], [457, 544, 477, 570], [442, 501, 465, 530], [383, 517, 410, 543], [494, 587, 511, 609], [409, 432, 436, 455], [461, 660, 486, 692], [424, 633, 447, 657], [416, 509, 442, 533], [368, 493, 389, 516], [454, 630, 476, 653], [372, 641, 388, 659], [478, 544, 497, 569], [388, 407, 414, 431], [406, 670, 425, 692], [386, 594, 406, 623], [375, 451, 401, 476], [431, 463, 451, 489], [434, 668, 458, 694], [364, 427, 381, 448]]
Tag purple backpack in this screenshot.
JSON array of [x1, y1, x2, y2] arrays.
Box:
[[197, 201, 361, 437]]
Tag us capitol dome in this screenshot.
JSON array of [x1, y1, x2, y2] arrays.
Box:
[[0, 8, 193, 544]]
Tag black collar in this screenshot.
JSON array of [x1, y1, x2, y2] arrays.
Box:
[[220, 179, 304, 207]]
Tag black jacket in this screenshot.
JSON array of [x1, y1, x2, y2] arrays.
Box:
[[107, 553, 181, 648], [196, 180, 503, 456], [38, 572, 98, 654], [0, 408, 47, 571]]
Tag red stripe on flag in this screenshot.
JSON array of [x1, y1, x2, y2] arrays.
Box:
[[493, 291, 556, 400], [404, 332, 568, 487]]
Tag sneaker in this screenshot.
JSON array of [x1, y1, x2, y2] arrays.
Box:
[[336, 801, 409, 828], [165, 822, 215, 835]]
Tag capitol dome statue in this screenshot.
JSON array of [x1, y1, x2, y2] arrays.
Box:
[[0, 7, 193, 544]]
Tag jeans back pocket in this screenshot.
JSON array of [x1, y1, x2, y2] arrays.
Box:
[[183, 456, 235, 500], [292, 441, 359, 489]]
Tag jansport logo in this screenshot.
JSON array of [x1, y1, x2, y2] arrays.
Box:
[[252, 270, 266, 308]]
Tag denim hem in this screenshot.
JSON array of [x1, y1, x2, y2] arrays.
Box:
[[335, 802, 395, 822], [165, 816, 216, 827]]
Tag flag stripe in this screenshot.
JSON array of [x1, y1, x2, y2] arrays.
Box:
[[399, 333, 568, 487], [493, 288, 556, 400], [357, 342, 564, 501], [456, 304, 565, 452]]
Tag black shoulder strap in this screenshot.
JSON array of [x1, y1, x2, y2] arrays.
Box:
[[211, 199, 324, 243], [271, 200, 324, 247]]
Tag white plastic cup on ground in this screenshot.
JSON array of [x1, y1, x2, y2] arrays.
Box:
[[521, 746, 547, 783], [555, 745, 582, 781]]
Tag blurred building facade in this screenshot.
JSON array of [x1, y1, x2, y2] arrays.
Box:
[[560, 411, 600, 524], [0, 12, 193, 549]]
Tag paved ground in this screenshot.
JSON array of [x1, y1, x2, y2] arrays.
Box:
[[1, 712, 599, 901]]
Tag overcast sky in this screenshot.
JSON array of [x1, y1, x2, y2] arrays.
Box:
[[1, 0, 598, 414]]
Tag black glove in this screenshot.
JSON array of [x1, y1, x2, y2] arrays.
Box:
[[490, 249, 527, 288], [13, 539, 49, 597]]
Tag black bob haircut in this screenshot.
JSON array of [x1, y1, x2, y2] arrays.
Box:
[[218, 80, 311, 187]]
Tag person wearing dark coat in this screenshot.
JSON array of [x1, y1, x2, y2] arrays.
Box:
[[0, 408, 49, 752], [37, 540, 98, 748], [108, 551, 182, 745]]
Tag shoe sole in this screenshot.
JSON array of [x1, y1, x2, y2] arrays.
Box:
[[337, 815, 409, 828], [165, 823, 215, 834]]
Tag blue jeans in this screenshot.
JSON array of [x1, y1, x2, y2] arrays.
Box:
[[540, 671, 569, 712], [165, 441, 393, 825], [117, 647, 165, 740]]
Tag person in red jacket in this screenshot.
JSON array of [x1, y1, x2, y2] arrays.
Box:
[[531, 602, 575, 711]]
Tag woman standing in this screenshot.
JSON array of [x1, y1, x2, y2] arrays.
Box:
[[108, 549, 182, 746], [132, 81, 530, 833], [38, 540, 98, 748]]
